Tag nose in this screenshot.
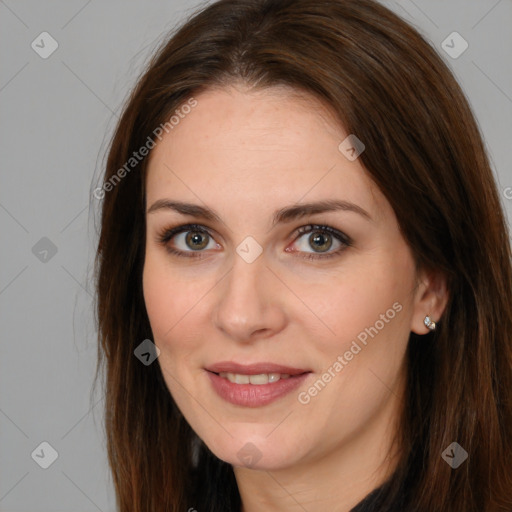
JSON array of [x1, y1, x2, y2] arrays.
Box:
[[212, 250, 287, 343]]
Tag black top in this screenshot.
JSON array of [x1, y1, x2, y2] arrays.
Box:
[[349, 484, 388, 512], [349, 470, 407, 512]]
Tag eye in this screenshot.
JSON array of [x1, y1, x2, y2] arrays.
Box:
[[156, 223, 352, 261], [156, 223, 220, 258], [288, 224, 352, 260]]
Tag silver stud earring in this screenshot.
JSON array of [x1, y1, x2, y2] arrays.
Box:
[[424, 315, 437, 331]]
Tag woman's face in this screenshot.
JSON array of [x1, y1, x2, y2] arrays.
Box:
[[143, 84, 433, 471]]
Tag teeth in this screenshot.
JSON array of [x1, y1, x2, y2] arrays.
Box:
[[249, 373, 271, 385], [218, 372, 292, 384]]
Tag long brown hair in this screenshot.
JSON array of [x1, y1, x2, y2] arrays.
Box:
[[93, 0, 512, 510]]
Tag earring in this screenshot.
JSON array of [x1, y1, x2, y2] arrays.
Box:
[[424, 315, 437, 331]]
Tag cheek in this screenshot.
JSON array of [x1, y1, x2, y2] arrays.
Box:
[[291, 274, 411, 447], [142, 255, 208, 410], [291, 251, 414, 421], [142, 258, 174, 340], [142, 252, 205, 354], [296, 255, 412, 357]]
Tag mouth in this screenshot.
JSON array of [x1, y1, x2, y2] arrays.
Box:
[[204, 361, 312, 407]]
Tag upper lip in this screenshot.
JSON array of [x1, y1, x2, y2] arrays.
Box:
[[205, 361, 310, 376]]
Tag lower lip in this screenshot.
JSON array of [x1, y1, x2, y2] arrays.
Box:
[[206, 371, 310, 407]]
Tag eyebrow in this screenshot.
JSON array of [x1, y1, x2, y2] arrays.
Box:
[[146, 199, 372, 225]]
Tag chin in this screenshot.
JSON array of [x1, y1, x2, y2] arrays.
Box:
[[201, 430, 305, 471]]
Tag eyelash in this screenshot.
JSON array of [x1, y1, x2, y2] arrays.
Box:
[[155, 223, 352, 261]]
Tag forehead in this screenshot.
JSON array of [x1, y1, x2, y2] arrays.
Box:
[[149, 83, 345, 160], [145, 85, 387, 223]]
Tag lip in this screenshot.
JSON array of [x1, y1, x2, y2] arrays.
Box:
[[205, 361, 310, 375], [204, 361, 312, 408]]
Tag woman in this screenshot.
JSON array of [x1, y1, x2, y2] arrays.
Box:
[[93, 0, 512, 510]]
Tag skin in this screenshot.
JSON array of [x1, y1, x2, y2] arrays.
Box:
[[142, 83, 448, 511]]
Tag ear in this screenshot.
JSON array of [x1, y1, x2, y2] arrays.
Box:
[[410, 267, 449, 335]]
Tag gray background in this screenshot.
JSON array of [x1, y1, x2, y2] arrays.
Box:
[[1, 1, 511, 510]]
